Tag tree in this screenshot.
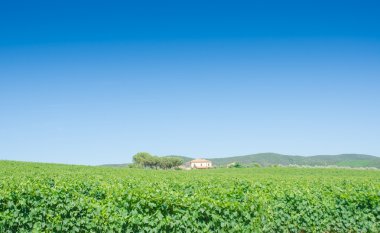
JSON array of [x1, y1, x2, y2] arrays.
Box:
[[133, 152, 153, 168], [162, 157, 183, 169], [132, 152, 183, 169], [169, 157, 183, 168], [147, 156, 160, 169], [228, 162, 243, 168]]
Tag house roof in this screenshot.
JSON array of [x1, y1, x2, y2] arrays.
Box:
[[190, 159, 211, 163]]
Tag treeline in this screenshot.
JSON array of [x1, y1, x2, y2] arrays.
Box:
[[132, 152, 183, 169]]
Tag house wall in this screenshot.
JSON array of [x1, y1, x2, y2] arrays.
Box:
[[191, 162, 212, 168]]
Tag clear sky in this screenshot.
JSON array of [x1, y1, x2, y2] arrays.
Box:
[[1, 0, 380, 165]]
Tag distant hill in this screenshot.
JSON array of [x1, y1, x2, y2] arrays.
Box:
[[102, 153, 380, 168], [207, 153, 380, 168]]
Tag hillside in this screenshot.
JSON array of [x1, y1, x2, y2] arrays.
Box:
[[207, 153, 380, 168]]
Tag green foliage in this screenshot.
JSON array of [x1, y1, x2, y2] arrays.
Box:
[[228, 162, 243, 168], [0, 161, 380, 232], [163, 155, 193, 163], [158, 157, 183, 169], [133, 152, 154, 166], [132, 152, 183, 169]]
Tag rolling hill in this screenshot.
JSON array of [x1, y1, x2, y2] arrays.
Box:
[[206, 153, 380, 168]]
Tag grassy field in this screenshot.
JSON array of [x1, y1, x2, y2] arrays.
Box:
[[1, 161, 379, 232]]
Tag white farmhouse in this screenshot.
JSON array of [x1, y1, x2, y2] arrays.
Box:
[[189, 159, 212, 169]]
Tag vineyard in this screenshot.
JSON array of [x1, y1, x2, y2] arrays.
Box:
[[0, 161, 379, 232]]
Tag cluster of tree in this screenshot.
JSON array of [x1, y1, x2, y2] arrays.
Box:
[[227, 162, 243, 168], [132, 152, 183, 169]]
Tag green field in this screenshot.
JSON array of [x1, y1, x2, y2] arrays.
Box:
[[1, 161, 379, 232]]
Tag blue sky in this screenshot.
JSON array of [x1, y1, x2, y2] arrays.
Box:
[[1, 1, 380, 165]]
